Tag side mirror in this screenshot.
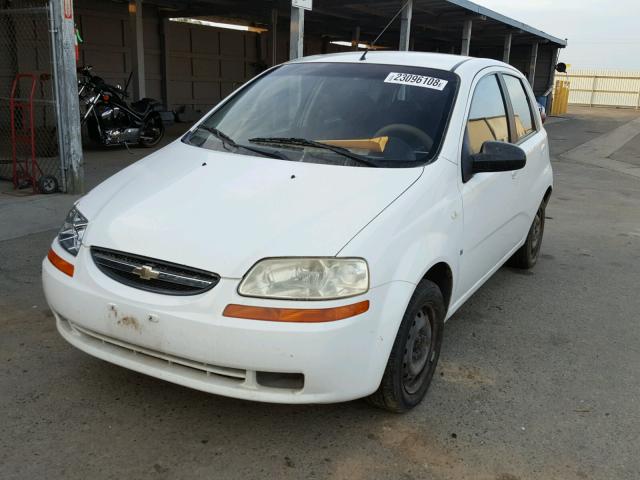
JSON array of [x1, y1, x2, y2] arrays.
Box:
[[472, 141, 526, 174]]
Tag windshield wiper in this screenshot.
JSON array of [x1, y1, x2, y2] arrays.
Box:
[[194, 125, 287, 160], [248, 137, 379, 167]]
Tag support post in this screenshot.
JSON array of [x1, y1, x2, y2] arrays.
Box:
[[351, 25, 360, 51], [50, 0, 84, 194], [461, 19, 472, 56], [129, 0, 145, 100], [321, 35, 329, 54], [545, 46, 559, 113], [289, 6, 304, 60], [528, 42, 538, 87], [503, 32, 512, 63], [271, 8, 278, 65], [398, 0, 413, 51], [160, 17, 170, 109]]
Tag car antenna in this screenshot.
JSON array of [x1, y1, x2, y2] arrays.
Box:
[[360, 0, 410, 61]]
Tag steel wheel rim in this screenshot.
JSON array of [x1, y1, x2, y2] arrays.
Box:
[[402, 305, 435, 395], [43, 178, 55, 190], [530, 208, 543, 257]]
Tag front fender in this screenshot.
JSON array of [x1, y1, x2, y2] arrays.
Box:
[[338, 158, 462, 312]]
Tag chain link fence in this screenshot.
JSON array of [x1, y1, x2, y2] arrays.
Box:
[[0, 0, 63, 193]]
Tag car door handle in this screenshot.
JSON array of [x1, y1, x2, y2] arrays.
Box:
[[511, 171, 518, 179]]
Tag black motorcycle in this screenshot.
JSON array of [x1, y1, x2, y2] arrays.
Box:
[[78, 66, 164, 148]]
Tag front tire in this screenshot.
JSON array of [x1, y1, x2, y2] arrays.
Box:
[[508, 200, 546, 269], [367, 279, 445, 413]]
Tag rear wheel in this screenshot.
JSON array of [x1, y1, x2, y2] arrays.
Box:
[[139, 112, 164, 147], [508, 200, 546, 269], [367, 279, 445, 413]]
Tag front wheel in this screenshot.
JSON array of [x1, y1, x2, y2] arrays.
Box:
[[367, 279, 445, 413], [138, 112, 164, 148]]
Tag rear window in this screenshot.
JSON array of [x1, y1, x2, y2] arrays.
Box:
[[503, 75, 536, 141]]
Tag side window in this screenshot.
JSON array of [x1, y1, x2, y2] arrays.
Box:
[[466, 75, 509, 154], [503, 75, 536, 141]]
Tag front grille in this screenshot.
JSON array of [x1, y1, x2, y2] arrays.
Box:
[[64, 318, 246, 383], [91, 247, 220, 296]]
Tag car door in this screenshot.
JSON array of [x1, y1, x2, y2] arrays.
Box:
[[457, 72, 523, 298], [500, 73, 547, 233]]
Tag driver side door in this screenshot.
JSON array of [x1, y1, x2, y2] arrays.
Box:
[[457, 72, 523, 298]]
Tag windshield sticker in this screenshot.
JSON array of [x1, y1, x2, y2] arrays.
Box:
[[384, 72, 448, 91]]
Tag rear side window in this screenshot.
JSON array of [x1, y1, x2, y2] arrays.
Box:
[[503, 75, 536, 141], [466, 75, 509, 155]]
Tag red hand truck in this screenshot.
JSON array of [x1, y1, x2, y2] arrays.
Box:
[[9, 73, 56, 194]]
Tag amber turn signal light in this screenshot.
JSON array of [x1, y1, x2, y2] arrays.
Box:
[[48, 248, 74, 277], [223, 300, 369, 323]]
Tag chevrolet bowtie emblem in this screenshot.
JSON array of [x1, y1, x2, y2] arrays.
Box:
[[132, 265, 160, 281]]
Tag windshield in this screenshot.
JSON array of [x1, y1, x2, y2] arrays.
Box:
[[185, 62, 459, 167]]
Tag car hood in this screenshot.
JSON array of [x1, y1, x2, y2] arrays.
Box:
[[80, 140, 422, 278]]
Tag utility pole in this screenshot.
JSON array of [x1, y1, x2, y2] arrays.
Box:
[[398, 0, 413, 51], [289, 6, 304, 59], [50, 0, 84, 194]]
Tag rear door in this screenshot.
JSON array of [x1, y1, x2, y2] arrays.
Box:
[[500, 73, 547, 237]]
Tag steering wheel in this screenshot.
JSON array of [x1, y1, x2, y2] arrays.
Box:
[[375, 123, 433, 152]]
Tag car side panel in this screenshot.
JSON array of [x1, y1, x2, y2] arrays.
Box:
[[513, 128, 552, 242]]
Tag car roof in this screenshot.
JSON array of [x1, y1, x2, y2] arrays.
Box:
[[291, 51, 515, 74]]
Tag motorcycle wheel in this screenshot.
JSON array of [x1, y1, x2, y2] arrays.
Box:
[[139, 112, 164, 148]]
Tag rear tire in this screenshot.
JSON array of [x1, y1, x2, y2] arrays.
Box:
[[367, 279, 445, 413], [139, 112, 164, 148], [508, 200, 546, 269]]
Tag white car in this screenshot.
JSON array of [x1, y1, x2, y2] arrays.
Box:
[[43, 52, 552, 412]]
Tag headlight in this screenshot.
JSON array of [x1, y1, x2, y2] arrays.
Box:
[[238, 257, 369, 300], [57, 207, 88, 256]]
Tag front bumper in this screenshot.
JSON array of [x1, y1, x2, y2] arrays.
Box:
[[43, 243, 415, 404]]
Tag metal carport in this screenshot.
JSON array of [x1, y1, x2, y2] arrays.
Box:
[[3, 0, 566, 194]]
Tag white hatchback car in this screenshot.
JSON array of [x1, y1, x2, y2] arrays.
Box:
[[43, 52, 552, 412]]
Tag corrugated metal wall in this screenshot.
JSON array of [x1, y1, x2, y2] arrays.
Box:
[[566, 69, 640, 108], [76, 1, 162, 101]]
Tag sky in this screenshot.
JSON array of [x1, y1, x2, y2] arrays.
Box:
[[473, 0, 640, 70]]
